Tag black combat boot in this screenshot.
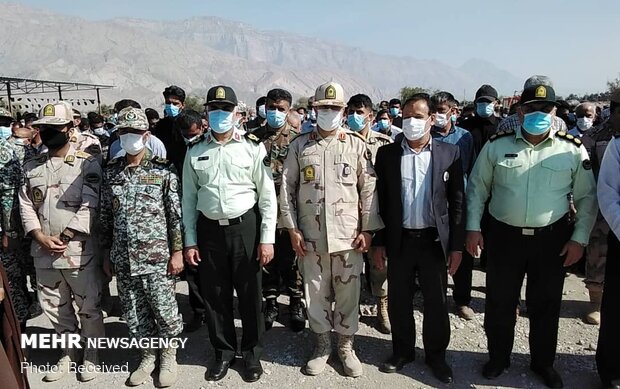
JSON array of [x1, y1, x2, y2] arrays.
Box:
[[289, 296, 306, 333], [264, 298, 279, 330]]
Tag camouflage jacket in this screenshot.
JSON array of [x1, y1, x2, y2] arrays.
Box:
[[20, 146, 101, 269], [351, 129, 393, 165], [100, 149, 183, 276], [280, 127, 384, 254], [0, 139, 22, 236], [69, 129, 103, 166], [8, 137, 29, 165], [254, 123, 299, 194]]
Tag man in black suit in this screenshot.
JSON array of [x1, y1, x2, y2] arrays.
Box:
[[372, 93, 465, 384]]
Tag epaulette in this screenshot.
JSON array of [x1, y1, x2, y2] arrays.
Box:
[[489, 129, 515, 142], [372, 131, 393, 143], [555, 131, 583, 146], [107, 157, 121, 165], [75, 150, 92, 159], [188, 134, 205, 148], [245, 132, 260, 143], [152, 156, 171, 165]]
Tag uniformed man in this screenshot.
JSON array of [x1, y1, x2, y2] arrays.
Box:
[[345, 93, 393, 334], [183, 85, 277, 383], [100, 107, 184, 388], [88, 112, 111, 161], [300, 96, 317, 134], [252, 88, 305, 333], [68, 122, 102, 165], [280, 82, 383, 378], [595, 89, 620, 389], [466, 84, 597, 388], [0, 108, 30, 329], [19, 102, 104, 383]]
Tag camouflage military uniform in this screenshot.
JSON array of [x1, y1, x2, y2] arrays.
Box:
[[280, 128, 383, 335], [582, 120, 615, 293], [8, 137, 29, 165], [69, 128, 103, 165], [254, 123, 303, 300], [354, 130, 392, 298], [100, 149, 183, 339], [19, 145, 104, 339], [0, 139, 30, 323]]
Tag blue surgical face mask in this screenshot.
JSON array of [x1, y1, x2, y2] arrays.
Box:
[[0, 126, 11, 140], [522, 111, 553, 135], [476, 102, 495, 118], [450, 114, 457, 123], [377, 119, 390, 130], [164, 104, 181, 118], [258, 105, 266, 119], [208, 110, 234, 133], [347, 113, 367, 132], [266, 109, 287, 128], [389, 107, 400, 117]]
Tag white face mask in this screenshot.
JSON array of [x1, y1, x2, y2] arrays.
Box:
[[93, 127, 108, 136], [120, 133, 146, 155], [316, 109, 342, 131], [434, 113, 448, 129], [402, 117, 430, 141], [576, 117, 594, 132]]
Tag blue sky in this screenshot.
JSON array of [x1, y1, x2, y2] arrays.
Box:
[[12, 0, 620, 94]]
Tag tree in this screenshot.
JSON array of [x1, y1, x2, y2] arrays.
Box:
[[184, 95, 206, 113], [400, 86, 430, 102], [99, 104, 114, 116], [294, 96, 309, 110], [608, 75, 620, 93]]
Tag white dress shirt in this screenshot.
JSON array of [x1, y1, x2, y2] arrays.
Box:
[[400, 139, 435, 229]]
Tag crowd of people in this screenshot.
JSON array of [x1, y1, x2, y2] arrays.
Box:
[[0, 75, 619, 389]]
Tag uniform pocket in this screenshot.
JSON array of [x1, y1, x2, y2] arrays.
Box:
[[333, 201, 359, 239], [334, 154, 357, 185], [541, 157, 573, 189], [496, 158, 524, 184]]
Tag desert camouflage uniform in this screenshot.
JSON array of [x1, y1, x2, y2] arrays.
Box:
[[19, 145, 104, 339], [0, 139, 30, 323], [583, 120, 615, 292], [100, 149, 183, 339], [280, 127, 383, 335], [353, 130, 392, 298], [69, 128, 103, 165], [254, 123, 303, 299]]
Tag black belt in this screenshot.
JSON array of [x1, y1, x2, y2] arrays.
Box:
[[202, 208, 255, 226], [491, 214, 568, 236], [402, 227, 438, 240]]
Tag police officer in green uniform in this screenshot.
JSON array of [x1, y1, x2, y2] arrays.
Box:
[[466, 83, 597, 388]]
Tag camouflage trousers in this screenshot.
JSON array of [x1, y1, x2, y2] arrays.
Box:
[[0, 246, 31, 323], [37, 265, 104, 338], [585, 218, 610, 293], [299, 249, 363, 336], [368, 249, 388, 298], [114, 260, 183, 339]]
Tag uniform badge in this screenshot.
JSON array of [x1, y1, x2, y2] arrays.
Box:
[[583, 160, 592, 170], [70, 136, 78, 143], [215, 87, 226, 99], [535, 86, 547, 98], [303, 165, 315, 181], [198, 156, 209, 161], [32, 187, 44, 204], [139, 175, 163, 186], [443, 171, 450, 182], [43, 104, 55, 117], [112, 197, 120, 212], [342, 164, 351, 177], [338, 132, 346, 141], [0, 147, 10, 164], [64, 155, 75, 164], [169, 177, 179, 192], [325, 85, 336, 99]]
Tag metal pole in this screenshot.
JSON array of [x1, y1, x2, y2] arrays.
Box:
[[6, 82, 12, 115], [96, 88, 101, 114], [58, 85, 63, 101]]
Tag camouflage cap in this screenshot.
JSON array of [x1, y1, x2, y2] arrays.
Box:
[[0, 107, 12, 119], [33, 101, 73, 125], [313, 82, 346, 108], [117, 107, 149, 131]]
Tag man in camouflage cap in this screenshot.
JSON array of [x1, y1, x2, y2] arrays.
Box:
[[20, 102, 104, 382], [100, 107, 184, 388], [280, 81, 383, 377]]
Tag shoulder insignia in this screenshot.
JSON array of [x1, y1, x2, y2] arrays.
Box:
[[70, 136, 78, 143], [489, 129, 515, 142], [64, 155, 75, 165], [75, 150, 92, 159], [188, 134, 205, 148], [555, 131, 584, 147], [152, 156, 170, 165], [245, 132, 260, 143], [338, 131, 347, 142]]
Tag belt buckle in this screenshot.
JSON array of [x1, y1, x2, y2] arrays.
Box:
[[522, 228, 535, 236], [218, 219, 230, 226]]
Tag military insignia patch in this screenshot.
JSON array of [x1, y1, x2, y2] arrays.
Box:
[[338, 132, 346, 141], [32, 187, 44, 204], [139, 175, 163, 185], [169, 178, 179, 192], [43, 104, 55, 116], [325, 85, 336, 99], [535, 86, 547, 98], [215, 87, 225, 99], [246, 133, 260, 143], [303, 165, 315, 181], [443, 171, 450, 182], [70, 136, 78, 143], [0, 146, 10, 164], [84, 173, 100, 184], [126, 111, 137, 121], [64, 155, 75, 164], [112, 197, 120, 212], [583, 160, 592, 170]]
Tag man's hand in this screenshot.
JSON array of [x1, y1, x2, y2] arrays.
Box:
[[168, 251, 184, 275], [34, 231, 67, 254], [257, 244, 275, 266], [353, 232, 372, 253], [288, 229, 307, 258], [371, 246, 387, 270], [184, 246, 201, 267], [447, 251, 463, 276], [560, 240, 584, 267], [102, 257, 114, 279], [465, 231, 484, 258]]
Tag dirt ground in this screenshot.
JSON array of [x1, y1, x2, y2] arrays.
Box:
[[23, 269, 601, 389]]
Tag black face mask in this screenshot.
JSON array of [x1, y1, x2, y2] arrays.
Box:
[[40, 126, 69, 150]]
